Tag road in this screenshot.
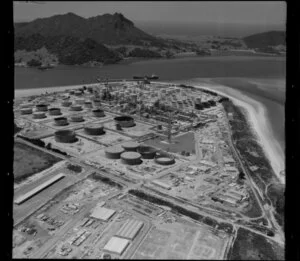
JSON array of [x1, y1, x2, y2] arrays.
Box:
[[220, 106, 284, 242]]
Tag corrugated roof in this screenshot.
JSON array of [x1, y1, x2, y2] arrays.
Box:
[[116, 219, 144, 240]]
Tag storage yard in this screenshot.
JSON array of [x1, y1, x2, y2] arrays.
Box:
[[13, 80, 283, 259]]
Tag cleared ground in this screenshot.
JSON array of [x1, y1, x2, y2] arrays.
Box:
[[14, 141, 61, 183], [132, 220, 230, 259], [228, 227, 284, 260]]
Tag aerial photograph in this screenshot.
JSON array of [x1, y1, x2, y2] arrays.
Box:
[[13, 1, 286, 260]]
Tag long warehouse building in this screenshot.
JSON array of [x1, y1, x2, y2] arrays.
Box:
[[115, 219, 144, 240], [14, 173, 65, 205]]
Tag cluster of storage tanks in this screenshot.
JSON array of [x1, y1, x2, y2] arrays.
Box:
[[105, 142, 175, 166]]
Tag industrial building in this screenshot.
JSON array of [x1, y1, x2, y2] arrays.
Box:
[[103, 236, 130, 255], [121, 141, 140, 152], [84, 124, 105, 135], [116, 219, 144, 240], [90, 206, 116, 221], [120, 152, 142, 165], [14, 173, 65, 205], [114, 115, 135, 128], [54, 129, 77, 143], [105, 146, 125, 159]]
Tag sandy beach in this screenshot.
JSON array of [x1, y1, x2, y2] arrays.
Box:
[[180, 80, 285, 184], [14, 80, 285, 184]]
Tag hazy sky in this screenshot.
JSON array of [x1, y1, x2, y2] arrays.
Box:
[[13, 1, 286, 25]]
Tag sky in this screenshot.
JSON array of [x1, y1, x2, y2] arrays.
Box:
[[13, 1, 286, 26]]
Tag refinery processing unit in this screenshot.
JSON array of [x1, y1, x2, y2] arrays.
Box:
[[13, 80, 284, 259]]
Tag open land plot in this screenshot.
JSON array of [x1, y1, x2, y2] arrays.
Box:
[[132, 221, 230, 260], [145, 132, 196, 155], [42, 135, 105, 157], [14, 141, 62, 183], [13, 177, 121, 259], [228, 227, 284, 260], [103, 120, 155, 137], [76, 128, 131, 146], [13, 172, 79, 226], [15, 118, 55, 139]]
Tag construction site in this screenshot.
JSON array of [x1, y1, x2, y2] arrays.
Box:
[[13, 79, 282, 259]]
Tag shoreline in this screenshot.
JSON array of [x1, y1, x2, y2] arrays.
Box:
[[179, 80, 284, 184], [14, 80, 284, 184]]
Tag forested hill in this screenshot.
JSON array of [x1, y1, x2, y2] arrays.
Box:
[[14, 12, 166, 47], [243, 31, 285, 49]]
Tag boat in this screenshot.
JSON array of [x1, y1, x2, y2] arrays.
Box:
[[148, 74, 159, 80]]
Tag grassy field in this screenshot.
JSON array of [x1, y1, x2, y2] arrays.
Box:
[[14, 141, 62, 183], [228, 227, 284, 260]]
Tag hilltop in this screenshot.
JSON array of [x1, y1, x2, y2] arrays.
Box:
[[14, 12, 165, 47], [243, 31, 285, 49]]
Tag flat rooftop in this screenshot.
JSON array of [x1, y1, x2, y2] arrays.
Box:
[[103, 236, 130, 255], [90, 206, 116, 221]]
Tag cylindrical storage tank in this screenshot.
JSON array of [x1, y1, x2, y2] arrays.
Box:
[[92, 109, 105, 117], [74, 90, 82, 96], [36, 104, 48, 112], [155, 155, 175, 165], [54, 117, 69, 126], [105, 146, 125, 159], [120, 151, 142, 165], [114, 116, 135, 128], [75, 98, 85, 104], [61, 101, 72, 107], [54, 129, 77, 143], [137, 145, 157, 159], [69, 105, 83, 111], [84, 124, 105, 135], [20, 108, 32, 115], [70, 115, 84, 122], [48, 108, 62, 115], [121, 141, 140, 152], [20, 103, 34, 109], [93, 99, 101, 107], [84, 101, 93, 108], [33, 112, 46, 119]]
